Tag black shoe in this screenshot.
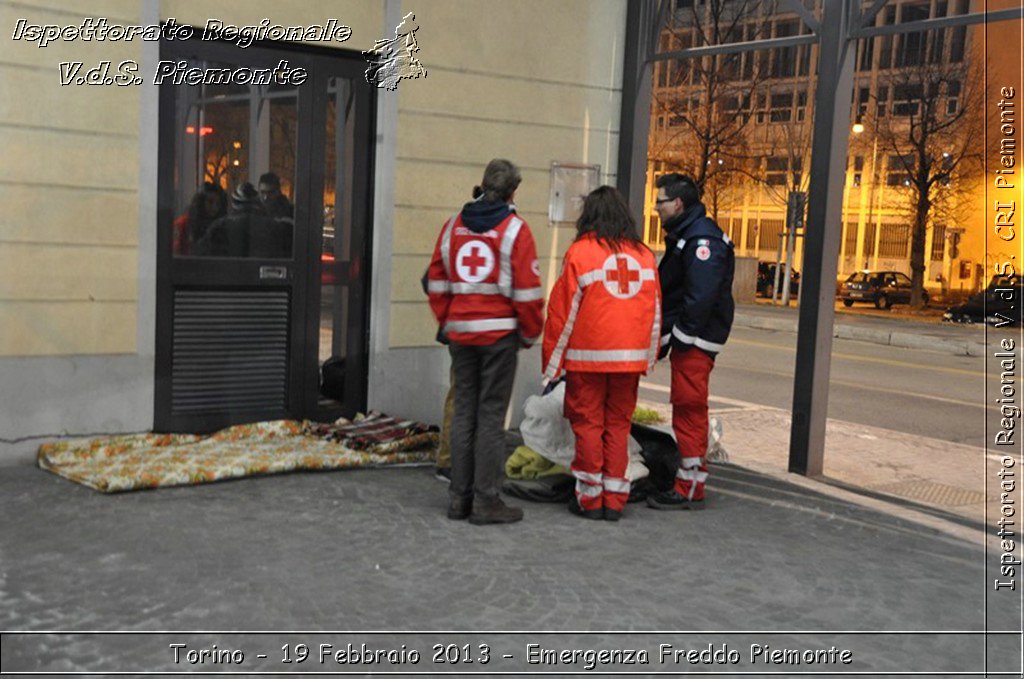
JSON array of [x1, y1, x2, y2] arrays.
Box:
[[447, 497, 472, 520], [604, 508, 622, 522], [568, 498, 604, 521], [434, 467, 451, 483], [468, 498, 523, 525], [645, 489, 705, 510]]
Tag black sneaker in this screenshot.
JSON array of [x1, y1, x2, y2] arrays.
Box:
[[645, 489, 705, 510], [447, 497, 471, 520], [604, 508, 623, 522], [568, 498, 604, 521], [434, 467, 451, 483]]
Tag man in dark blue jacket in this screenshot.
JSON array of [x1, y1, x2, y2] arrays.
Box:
[[648, 173, 734, 510]]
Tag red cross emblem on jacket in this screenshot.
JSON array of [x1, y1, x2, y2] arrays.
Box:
[[455, 242, 495, 282], [602, 254, 643, 299]]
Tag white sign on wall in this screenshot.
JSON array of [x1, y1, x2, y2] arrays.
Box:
[[548, 162, 601, 225]]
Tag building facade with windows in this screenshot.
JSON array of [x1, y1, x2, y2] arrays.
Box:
[[646, 0, 1006, 297]]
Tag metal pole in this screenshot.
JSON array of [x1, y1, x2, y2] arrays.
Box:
[[782, 192, 805, 307], [772, 235, 784, 304], [788, 0, 857, 476], [779, 231, 791, 305], [782, 229, 796, 306], [617, 0, 660, 226]]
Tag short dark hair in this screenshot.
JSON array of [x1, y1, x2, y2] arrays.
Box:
[[575, 185, 642, 251], [655, 173, 699, 208], [258, 172, 281, 189], [480, 159, 521, 202]]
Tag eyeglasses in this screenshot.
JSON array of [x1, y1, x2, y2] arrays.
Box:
[[655, 197, 676, 204]]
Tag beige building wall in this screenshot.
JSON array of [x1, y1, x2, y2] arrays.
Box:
[[387, 0, 626, 347], [0, 0, 383, 358], [0, 0, 142, 357]]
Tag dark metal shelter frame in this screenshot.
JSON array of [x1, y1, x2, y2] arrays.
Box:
[[617, 0, 1022, 476]]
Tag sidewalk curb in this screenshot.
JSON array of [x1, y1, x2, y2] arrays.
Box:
[[733, 310, 987, 356], [735, 313, 797, 334]]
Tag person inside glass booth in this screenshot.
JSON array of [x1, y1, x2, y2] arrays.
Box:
[[195, 182, 292, 258], [172, 182, 227, 255], [258, 172, 294, 225]]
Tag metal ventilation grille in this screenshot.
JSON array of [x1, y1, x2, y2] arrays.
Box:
[[172, 290, 289, 415]]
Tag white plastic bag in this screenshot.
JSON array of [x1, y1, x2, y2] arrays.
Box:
[[520, 381, 649, 481], [706, 415, 729, 463]]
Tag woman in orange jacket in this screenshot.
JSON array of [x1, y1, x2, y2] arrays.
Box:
[[542, 186, 661, 521]]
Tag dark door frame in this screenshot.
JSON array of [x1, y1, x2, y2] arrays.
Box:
[[300, 64, 376, 422], [154, 34, 376, 433]]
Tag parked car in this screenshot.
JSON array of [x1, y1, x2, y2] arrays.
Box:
[[757, 262, 800, 298], [944, 275, 1023, 326], [839, 270, 928, 309]]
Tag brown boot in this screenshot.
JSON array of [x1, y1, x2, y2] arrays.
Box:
[[447, 496, 472, 520], [468, 496, 523, 525]]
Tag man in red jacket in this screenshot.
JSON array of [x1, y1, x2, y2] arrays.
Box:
[[427, 159, 544, 525]]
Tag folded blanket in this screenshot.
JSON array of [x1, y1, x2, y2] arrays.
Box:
[[303, 412, 438, 453], [505, 445, 569, 479]]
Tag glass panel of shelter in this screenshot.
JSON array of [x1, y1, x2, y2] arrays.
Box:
[[317, 76, 356, 405], [171, 59, 297, 260]]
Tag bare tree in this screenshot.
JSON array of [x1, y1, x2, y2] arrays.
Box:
[[750, 108, 814, 297], [872, 28, 983, 307], [751, 92, 814, 203], [649, 0, 779, 219]]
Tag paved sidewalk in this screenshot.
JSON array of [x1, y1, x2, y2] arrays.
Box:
[[2, 400, 1019, 676], [635, 394, 995, 536], [734, 302, 987, 356], [0, 313, 1015, 676]]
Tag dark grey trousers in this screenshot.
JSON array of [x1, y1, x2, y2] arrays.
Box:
[[448, 333, 519, 502]]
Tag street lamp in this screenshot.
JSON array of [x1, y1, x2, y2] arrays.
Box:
[[853, 114, 882, 271], [838, 122, 859, 273]]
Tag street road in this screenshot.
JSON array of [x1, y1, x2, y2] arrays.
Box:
[[639, 326, 989, 447]]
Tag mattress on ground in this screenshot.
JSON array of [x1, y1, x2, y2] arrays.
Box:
[[38, 415, 437, 493]]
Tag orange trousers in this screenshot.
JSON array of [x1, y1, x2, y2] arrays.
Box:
[[670, 347, 714, 501], [564, 371, 641, 512]]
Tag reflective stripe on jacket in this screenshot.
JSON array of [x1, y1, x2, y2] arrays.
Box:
[[542, 233, 661, 379], [427, 212, 544, 346]]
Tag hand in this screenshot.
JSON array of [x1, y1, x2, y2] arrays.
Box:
[[658, 344, 670, 360], [542, 377, 564, 396]]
